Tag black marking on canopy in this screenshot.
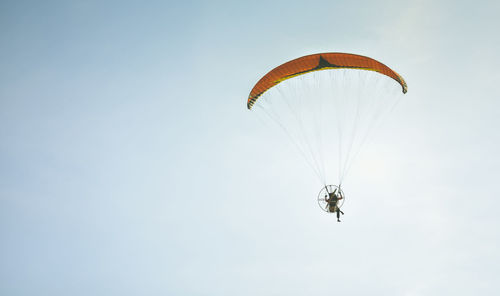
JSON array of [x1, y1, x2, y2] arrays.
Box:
[[281, 55, 342, 80], [315, 55, 340, 70]]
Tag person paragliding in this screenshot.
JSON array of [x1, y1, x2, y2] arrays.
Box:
[[325, 187, 344, 222], [247, 52, 408, 220]]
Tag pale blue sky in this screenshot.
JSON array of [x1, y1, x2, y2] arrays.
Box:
[[1, 0, 499, 295]]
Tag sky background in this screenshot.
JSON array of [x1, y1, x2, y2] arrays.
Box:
[[1, 0, 500, 295]]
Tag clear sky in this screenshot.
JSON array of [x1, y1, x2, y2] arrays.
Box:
[[1, 0, 499, 295]]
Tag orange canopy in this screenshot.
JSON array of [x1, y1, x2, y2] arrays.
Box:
[[247, 53, 407, 109]]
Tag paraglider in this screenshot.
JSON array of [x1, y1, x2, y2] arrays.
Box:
[[247, 53, 407, 218]]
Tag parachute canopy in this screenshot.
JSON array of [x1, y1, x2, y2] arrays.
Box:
[[247, 53, 407, 109]]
